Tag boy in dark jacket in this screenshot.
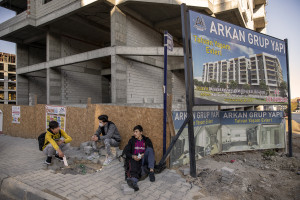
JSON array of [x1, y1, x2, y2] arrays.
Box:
[[123, 125, 155, 191], [91, 115, 121, 166]]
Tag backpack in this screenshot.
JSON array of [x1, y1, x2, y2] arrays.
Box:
[[38, 132, 47, 151], [38, 130, 61, 151]]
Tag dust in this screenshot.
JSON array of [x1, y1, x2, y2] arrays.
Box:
[[47, 159, 102, 175], [180, 133, 300, 200]]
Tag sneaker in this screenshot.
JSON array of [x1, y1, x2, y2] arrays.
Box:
[[55, 154, 63, 162], [103, 156, 113, 166], [87, 152, 100, 161], [149, 171, 155, 182], [127, 179, 139, 191], [44, 156, 52, 165]]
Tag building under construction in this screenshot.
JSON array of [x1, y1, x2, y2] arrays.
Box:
[[0, 52, 16, 104], [0, 0, 267, 106]]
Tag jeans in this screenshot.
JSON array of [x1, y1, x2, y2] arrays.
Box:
[[142, 147, 155, 170]]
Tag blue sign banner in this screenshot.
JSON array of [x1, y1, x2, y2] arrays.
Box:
[[172, 111, 220, 129], [220, 111, 284, 125], [172, 111, 284, 129], [189, 10, 288, 105]]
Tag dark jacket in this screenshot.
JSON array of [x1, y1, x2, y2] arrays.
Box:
[[123, 135, 154, 179], [94, 121, 121, 142]]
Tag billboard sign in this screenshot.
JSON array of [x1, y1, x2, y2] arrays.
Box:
[[189, 10, 288, 105], [170, 110, 285, 167]]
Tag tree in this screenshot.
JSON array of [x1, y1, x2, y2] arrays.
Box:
[[194, 79, 199, 86], [279, 81, 287, 90], [228, 80, 238, 89], [197, 81, 203, 87], [210, 80, 218, 87], [291, 102, 297, 112], [219, 82, 227, 89], [259, 81, 269, 94], [194, 79, 204, 87], [204, 82, 210, 87], [279, 81, 287, 97], [243, 84, 250, 90]]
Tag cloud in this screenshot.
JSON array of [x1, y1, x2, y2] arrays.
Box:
[[194, 76, 202, 81], [230, 42, 255, 55]]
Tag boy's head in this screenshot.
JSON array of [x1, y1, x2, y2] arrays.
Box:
[[133, 125, 143, 140], [98, 115, 108, 127], [49, 121, 60, 134]]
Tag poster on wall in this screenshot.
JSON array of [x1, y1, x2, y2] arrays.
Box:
[[12, 106, 20, 124], [46, 105, 66, 130], [189, 10, 288, 105], [170, 110, 285, 167]]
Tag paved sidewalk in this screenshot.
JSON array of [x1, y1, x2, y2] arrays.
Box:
[[0, 135, 202, 200]]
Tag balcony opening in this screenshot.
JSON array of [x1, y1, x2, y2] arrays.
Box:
[[8, 74, 16, 82], [8, 64, 16, 72]]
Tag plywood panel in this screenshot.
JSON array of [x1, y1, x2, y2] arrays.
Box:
[[95, 105, 164, 162], [1, 104, 167, 163], [35, 104, 46, 137], [4, 105, 35, 138]]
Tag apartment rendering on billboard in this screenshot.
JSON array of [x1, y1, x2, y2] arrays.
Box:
[[190, 10, 288, 105], [202, 52, 284, 94]]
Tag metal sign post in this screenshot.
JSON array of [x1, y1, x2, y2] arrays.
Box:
[[181, 3, 196, 177], [285, 39, 292, 157], [163, 31, 173, 155]]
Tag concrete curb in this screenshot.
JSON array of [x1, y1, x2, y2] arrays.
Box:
[[1, 177, 62, 200]]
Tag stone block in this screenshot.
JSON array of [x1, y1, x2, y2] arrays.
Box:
[[99, 148, 106, 156], [80, 141, 91, 151], [221, 167, 234, 176], [84, 146, 93, 155], [181, 168, 190, 176], [116, 149, 123, 158], [221, 177, 233, 184]]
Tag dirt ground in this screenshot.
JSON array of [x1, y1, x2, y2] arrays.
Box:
[[182, 133, 300, 200], [54, 159, 102, 175]]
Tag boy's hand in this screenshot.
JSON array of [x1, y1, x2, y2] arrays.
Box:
[[57, 149, 64, 158], [91, 135, 98, 141], [57, 140, 65, 146], [132, 155, 141, 161]]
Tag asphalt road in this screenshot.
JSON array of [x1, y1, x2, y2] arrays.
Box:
[[292, 113, 300, 123]]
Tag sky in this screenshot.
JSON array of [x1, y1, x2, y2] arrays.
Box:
[[266, 0, 300, 99], [0, 1, 299, 98], [0, 7, 16, 54]]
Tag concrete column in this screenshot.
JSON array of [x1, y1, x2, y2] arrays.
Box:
[[111, 6, 127, 46], [46, 31, 62, 105], [47, 68, 61, 105], [17, 44, 29, 68], [46, 32, 61, 61], [111, 55, 127, 103], [16, 44, 29, 105], [16, 75, 29, 105]]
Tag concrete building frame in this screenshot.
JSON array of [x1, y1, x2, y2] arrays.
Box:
[[0, 0, 268, 106]]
